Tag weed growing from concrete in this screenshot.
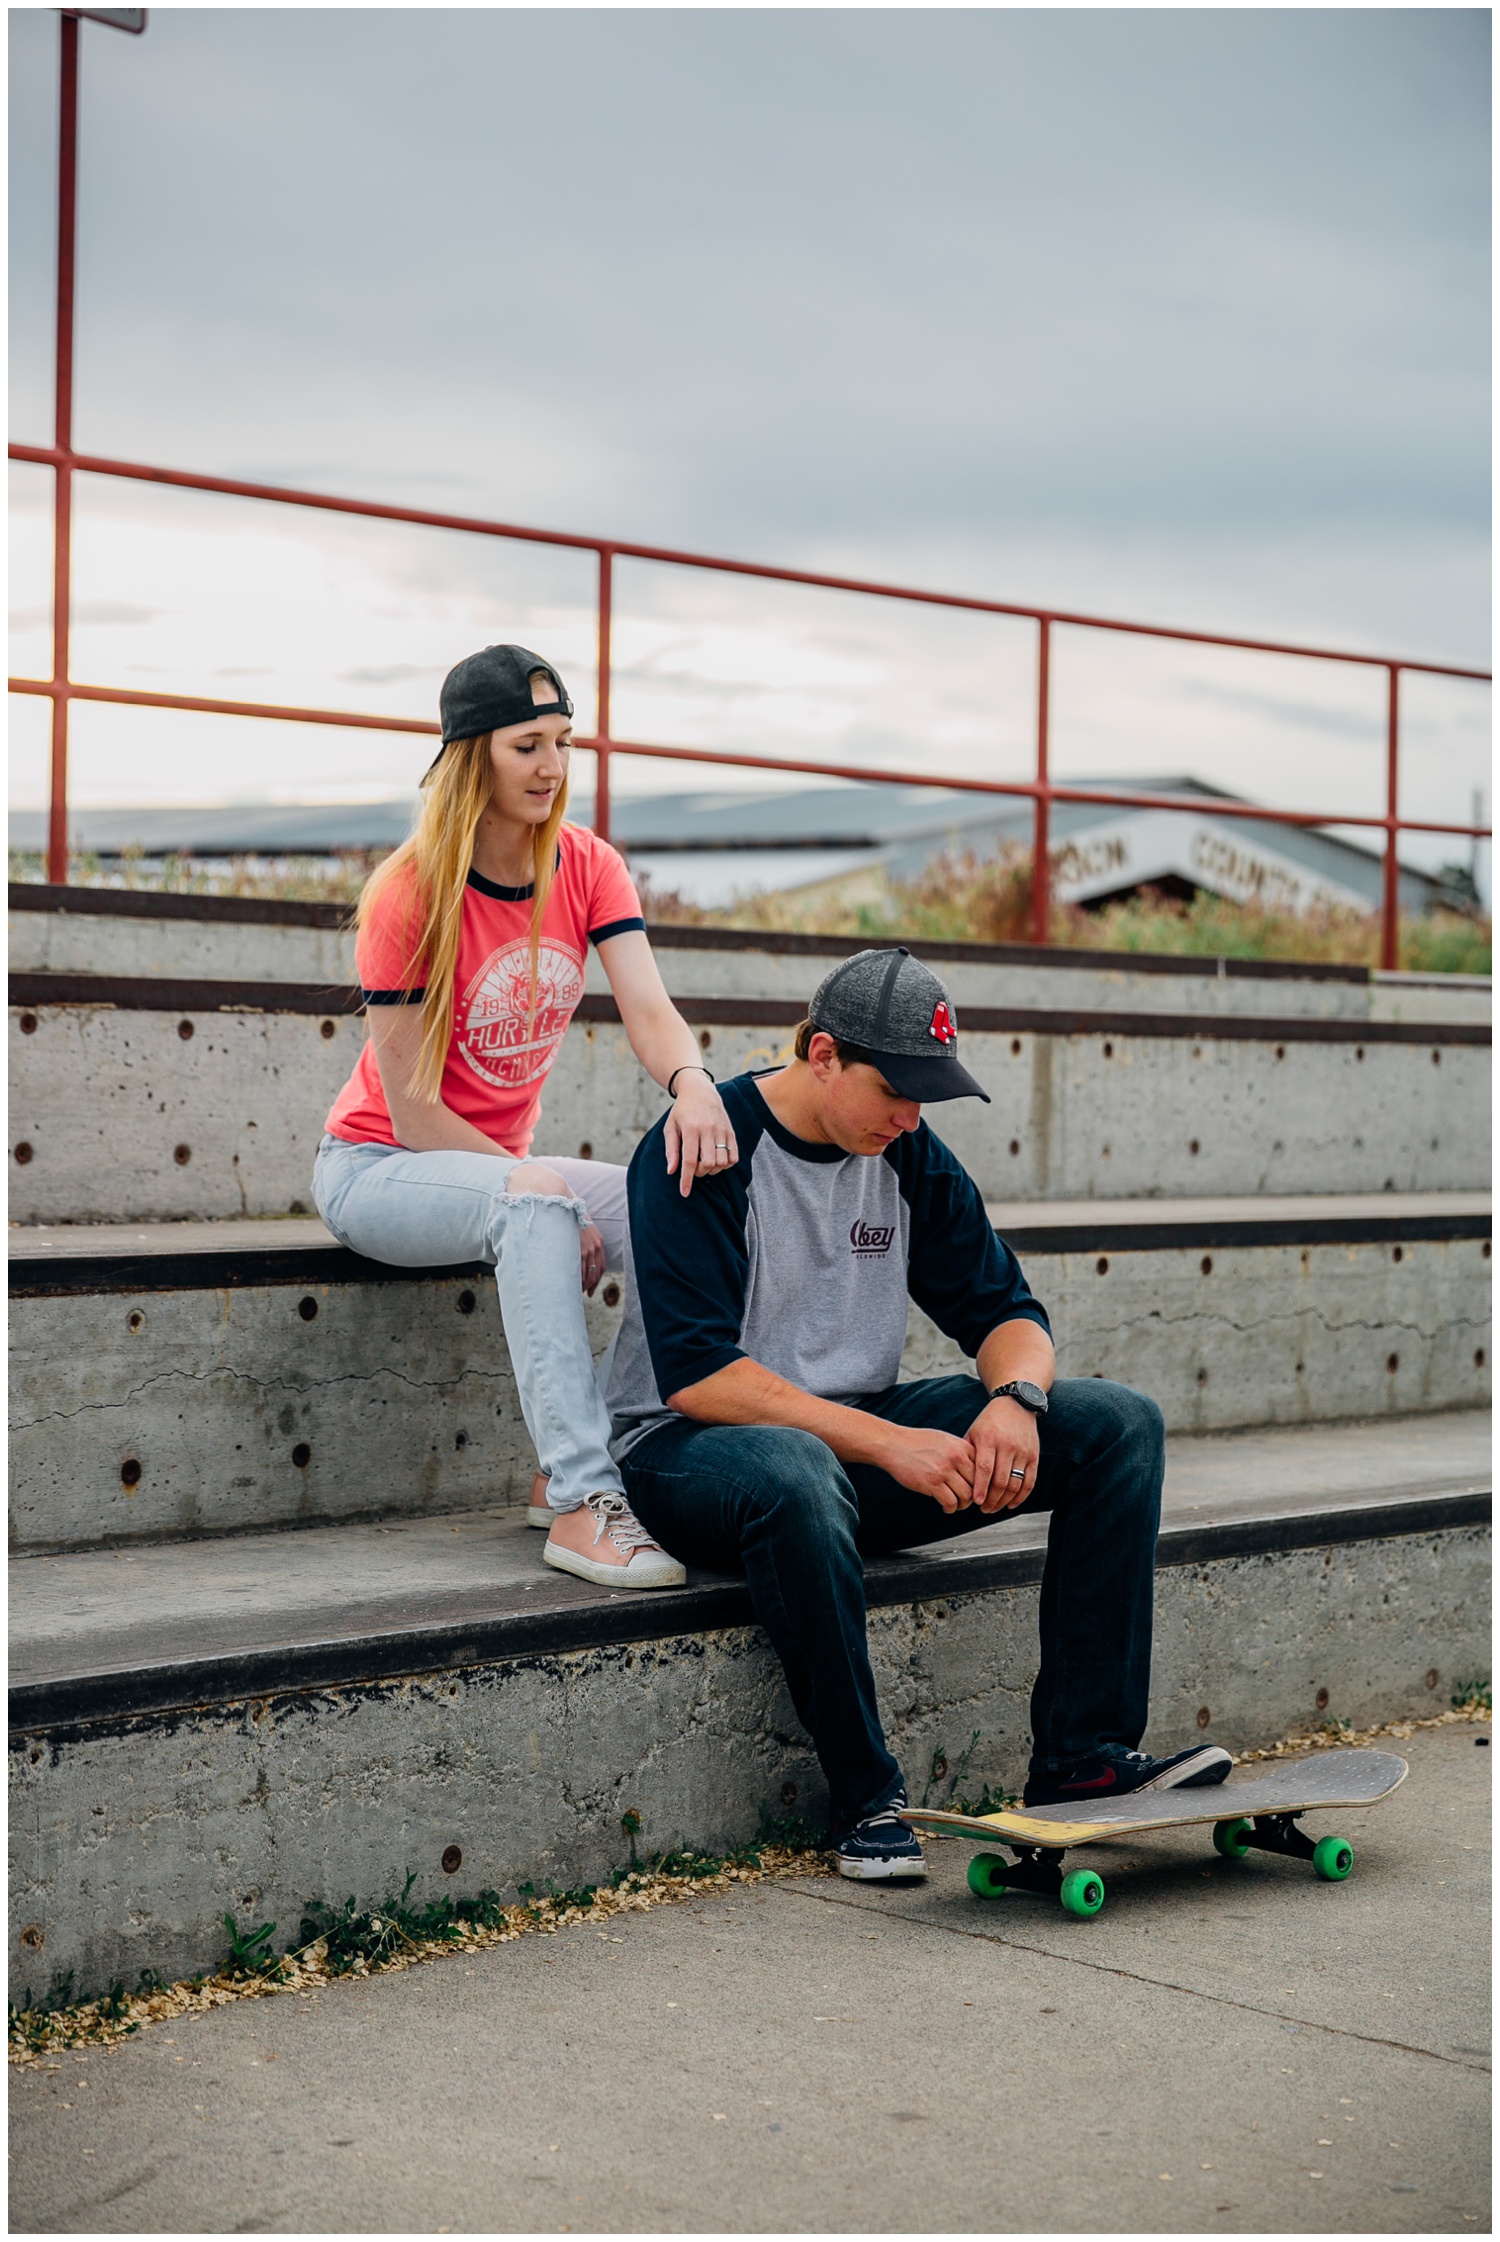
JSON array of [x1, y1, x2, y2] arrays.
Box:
[[919, 1729, 1019, 1818], [222, 1915, 281, 1979], [9, 1967, 162, 2057], [8, 1831, 835, 2069]]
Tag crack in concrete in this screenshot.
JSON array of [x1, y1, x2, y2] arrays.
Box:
[[1073, 1306, 1487, 1345], [782, 1883, 1488, 2074], [13, 1363, 514, 1431]]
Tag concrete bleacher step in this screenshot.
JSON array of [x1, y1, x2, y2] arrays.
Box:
[[10, 1412, 1490, 1995], [11, 887, 1491, 1221], [9, 885, 1492, 1996], [12, 1410, 1492, 1720], [12, 881, 1494, 1023], [9, 1194, 1490, 1552]]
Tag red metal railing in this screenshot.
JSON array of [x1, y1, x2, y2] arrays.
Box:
[[10, 10, 1493, 966]]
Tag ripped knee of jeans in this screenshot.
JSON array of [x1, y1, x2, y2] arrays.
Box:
[[494, 1165, 590, 1235], [506, 1162, 572, 1197]]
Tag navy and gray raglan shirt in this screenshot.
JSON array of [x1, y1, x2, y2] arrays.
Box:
[[605, 1071, 1051, 1461]]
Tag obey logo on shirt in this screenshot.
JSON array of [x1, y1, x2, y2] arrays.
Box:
[[849, 1218, 896, 1259], [457, 938, 584, 1088]]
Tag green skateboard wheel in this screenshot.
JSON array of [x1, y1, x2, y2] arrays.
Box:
[[1060, 1868, 1105, 1917], [967, 1852, 1012, 1900], [1312, 1834, 1354, 1881], [1213, 1816, 1254, 1861]]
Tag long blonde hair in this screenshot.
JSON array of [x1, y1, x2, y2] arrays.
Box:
[[358, 730, 569, 1101]]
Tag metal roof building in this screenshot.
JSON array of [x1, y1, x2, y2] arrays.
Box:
[[9, 779, 1456, 916]]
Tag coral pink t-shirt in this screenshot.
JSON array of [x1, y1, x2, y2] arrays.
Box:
[[325, 823, 645, 1157]]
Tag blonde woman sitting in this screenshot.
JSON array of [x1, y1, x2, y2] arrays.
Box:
[[314, 643, 736, 1589]]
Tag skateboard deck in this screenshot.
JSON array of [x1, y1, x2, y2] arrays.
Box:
[[900, 1748, 1407, 1915]]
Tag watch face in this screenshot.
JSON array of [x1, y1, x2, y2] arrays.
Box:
[[1012, 1381, 1047, 1411]]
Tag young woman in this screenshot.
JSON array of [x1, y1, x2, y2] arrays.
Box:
[[313, 642, 737, 1590]]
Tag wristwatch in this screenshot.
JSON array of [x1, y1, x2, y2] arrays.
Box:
[[987, 1379, 1049, 1415]]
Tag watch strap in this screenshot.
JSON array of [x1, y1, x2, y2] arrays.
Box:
[[987, 1380, 1048, 1413]]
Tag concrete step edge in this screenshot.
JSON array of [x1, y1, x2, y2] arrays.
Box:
[[10, 1485, 1489, 1737], [10, 1205, 1493, 1297], [10, 971, 1492, 1045]]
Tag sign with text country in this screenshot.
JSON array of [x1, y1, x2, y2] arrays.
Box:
[[1048, 809, 1370, 917]]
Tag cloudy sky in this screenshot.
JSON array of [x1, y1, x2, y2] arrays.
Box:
[[8, 7, 1490, 870]]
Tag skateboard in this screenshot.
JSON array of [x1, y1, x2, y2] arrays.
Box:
[[899, 1748, 1407, 1917]]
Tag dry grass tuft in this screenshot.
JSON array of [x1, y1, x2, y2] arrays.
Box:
[[1234, 1694, 1492, 1764], [639, 846, 1492, 973]]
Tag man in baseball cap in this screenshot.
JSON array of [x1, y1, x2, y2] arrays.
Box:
[[604, 948, 1228, 1881], [805, 944, 990, 1105]]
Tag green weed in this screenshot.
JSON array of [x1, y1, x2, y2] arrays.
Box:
[[295, 1872, 513, 1975], [94, 1981, 138, 2030], [8, 1972, 89, 2054], [918, 1730, 1017, 1817], [620, 1807, 644, 1869], [952, 1781, 1020, 1817], [222, 1914, 282, 1981]]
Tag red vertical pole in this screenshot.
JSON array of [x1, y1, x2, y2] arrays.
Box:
[[594, 546, 613, 844], [1380, 663, 1400, 971], [1030, 615, 1051, 944], [48, 11, 80, 888]]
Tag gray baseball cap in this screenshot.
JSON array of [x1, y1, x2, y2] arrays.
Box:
[[807, 946, 990, 1104]]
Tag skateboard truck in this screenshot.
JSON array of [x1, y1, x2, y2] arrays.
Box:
[[1213, 1813, 1355, 1880], [1246, 1813, 1317, 1861], [985, 1844, 1065, 1898], [967, 1845, 1106, 1916]]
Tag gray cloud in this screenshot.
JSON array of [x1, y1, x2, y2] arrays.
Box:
[[8, 8, 1490, 667]]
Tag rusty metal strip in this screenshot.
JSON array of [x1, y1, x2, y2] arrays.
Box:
[[12, 973, 1488, 1045]]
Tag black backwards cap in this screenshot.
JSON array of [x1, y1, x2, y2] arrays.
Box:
[[807, 946, 990, 1105], [427, 644, 575, 777]]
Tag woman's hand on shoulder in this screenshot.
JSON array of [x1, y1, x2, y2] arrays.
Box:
[[665, 1074, 738, 1198]]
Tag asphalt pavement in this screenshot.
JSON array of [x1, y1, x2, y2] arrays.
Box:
[[9, 1722, 1490, 2235]]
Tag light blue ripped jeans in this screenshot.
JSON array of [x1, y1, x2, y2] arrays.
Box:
[[312, 1134, 629, 1513]]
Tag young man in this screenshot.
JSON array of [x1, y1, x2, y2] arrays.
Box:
[[605, 947, 1231, 1878]]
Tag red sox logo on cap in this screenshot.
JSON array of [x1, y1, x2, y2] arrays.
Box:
[[928, 999, 957, 1045]]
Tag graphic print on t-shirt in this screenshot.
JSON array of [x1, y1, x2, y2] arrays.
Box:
[[457, 936, 585, 1088]]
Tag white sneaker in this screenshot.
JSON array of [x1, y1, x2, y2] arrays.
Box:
[[526, 1471, 552, 1530], [543, 1492, 687, 1591]]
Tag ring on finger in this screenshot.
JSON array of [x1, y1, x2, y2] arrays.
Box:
[[1009, 1467, 1026, 1480]]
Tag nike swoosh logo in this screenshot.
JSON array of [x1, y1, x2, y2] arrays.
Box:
[[1060, 1770, 1118, 1793]]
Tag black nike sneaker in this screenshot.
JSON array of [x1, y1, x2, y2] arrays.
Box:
[[1024, 1741, 1232, 1808]]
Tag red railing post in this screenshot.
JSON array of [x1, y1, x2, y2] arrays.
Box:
[[1381, 664, 1401, 971], [1031, 615, 1051, 944], [47, 10, 80, 887], [594, 546, 613, 844]]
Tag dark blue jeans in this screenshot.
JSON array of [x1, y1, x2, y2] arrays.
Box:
[[621, 1375, 1165, 1831]]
